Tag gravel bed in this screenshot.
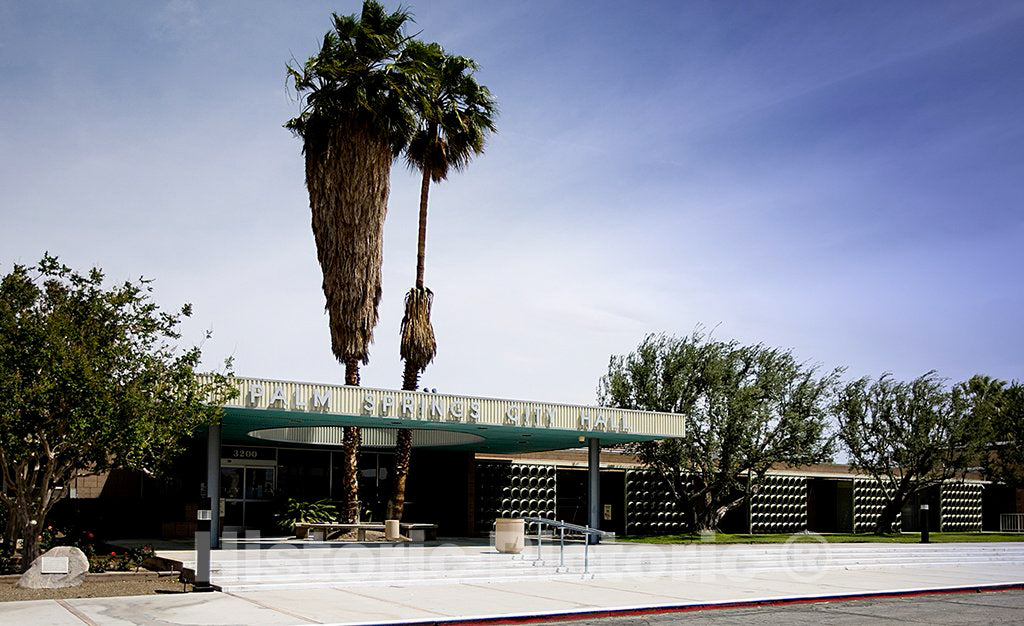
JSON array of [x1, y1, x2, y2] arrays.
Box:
[[0, 572, 187, 602]]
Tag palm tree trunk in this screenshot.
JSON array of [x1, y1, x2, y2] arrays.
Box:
[[307, 122, 390, 366], [345, 358, 360, 386], [402, 359, 420, 392], [414, 167, 430, 289], [307, 121, 389, 526], [388, 362, 421, 521], [342, 358, 361, 523], [341, 427, 361, 524], [389, 168, 433, 522], [387, 428, 413, 521]]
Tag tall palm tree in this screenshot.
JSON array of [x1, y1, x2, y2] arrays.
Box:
[[286, 1, 424, 523], [388, 45, 497, 521]]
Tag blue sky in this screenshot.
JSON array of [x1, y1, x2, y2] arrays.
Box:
[[1, 1, 1022, 404]]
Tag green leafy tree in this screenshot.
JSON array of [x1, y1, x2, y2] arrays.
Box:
[[286, 1, 428, 523], [968, 377, 1024, 488], [600, 332, 838, 532], [0, 255, 234, 569], [834, 372, 988, 534], [388, 44, 497, 521]]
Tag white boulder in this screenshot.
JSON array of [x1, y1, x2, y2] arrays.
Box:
[[16, 545, 90, 589]]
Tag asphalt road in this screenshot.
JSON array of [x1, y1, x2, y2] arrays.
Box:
[[551, 589, 1024, 625]]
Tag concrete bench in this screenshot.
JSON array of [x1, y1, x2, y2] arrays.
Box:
[[401, 523, 438, 542], [295, 522, 383, 541], [294, 522, 438, 542]]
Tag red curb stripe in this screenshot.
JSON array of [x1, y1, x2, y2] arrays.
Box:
[[433, 583, 1024, 625]]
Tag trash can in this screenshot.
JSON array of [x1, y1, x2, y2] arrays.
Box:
[[494, 518, 525, 554]]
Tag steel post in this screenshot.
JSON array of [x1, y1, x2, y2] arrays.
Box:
[[193, 496, 213, 592], [559, 527, 565, 569], [921, 504, 930, 544], [584, 532, 590, 573], [588, 437, 601, 544], [206, 423, 221, 549]]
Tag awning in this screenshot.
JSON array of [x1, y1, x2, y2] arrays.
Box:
[[203, 376, 685, 454]]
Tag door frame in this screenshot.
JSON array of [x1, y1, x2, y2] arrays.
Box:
[[221, 457, 278, 531]]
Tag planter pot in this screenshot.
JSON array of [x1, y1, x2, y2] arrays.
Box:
[[494, 518, 525, 554]]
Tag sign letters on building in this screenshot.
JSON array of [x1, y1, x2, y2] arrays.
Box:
[[201, 376, 685, 439]]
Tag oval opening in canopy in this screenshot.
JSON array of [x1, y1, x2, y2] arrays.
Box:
[[248, 426, 485, 448]]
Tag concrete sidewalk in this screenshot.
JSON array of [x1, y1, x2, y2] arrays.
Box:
[[2, 544, 1023, 625]]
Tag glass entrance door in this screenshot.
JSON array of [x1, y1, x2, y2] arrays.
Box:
[[221, 463, 276, 531], [333, 452, 393, 522]]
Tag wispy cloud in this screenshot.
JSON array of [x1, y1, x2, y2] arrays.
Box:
[[2, 0, 1022, 407]]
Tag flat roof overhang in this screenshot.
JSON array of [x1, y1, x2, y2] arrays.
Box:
[[203, 376, 685, 455]]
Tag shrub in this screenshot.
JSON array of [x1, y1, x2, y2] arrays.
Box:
[[274, 498, 338, 533], [89, 545, 154, 572]]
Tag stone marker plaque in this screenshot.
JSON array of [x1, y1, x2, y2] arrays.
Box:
[[17, 546, 89, 589], [41, 556, 70, 574]]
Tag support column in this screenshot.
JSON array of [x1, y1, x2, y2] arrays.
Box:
[[588, 437, 601, 544], [206, 423, 221, 549]]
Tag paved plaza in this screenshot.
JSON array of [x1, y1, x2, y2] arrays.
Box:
[[1, 541, 1022, 625]]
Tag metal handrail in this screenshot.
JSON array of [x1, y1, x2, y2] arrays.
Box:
[[522, 516, 615, 574], [1000, 513, 1024, 533]]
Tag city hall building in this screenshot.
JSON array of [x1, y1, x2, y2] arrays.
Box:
[[205, 376, 681, 539], [64, 376, 1022, 541]]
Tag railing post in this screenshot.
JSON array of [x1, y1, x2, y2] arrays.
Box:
[[584, 531, 590, 574], [522, 517, 612, 575], [559, 527, 565, 569], [1000, 513, 1024, 533]]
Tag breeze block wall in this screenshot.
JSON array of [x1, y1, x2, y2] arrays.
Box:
[[624, 468, 689, 535], [939, 482, 983, 532], [853, 479, 901, 533], [474, 461, 557, 535], [750, 475, 808, 534]]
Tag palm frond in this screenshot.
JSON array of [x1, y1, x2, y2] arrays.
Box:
[[285, 1, 424, 152], [402, 44, 497, 183], [399, 286, 436, 372]]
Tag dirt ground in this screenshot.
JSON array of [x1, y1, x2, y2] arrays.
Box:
[[0, 572, 186, 602]]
